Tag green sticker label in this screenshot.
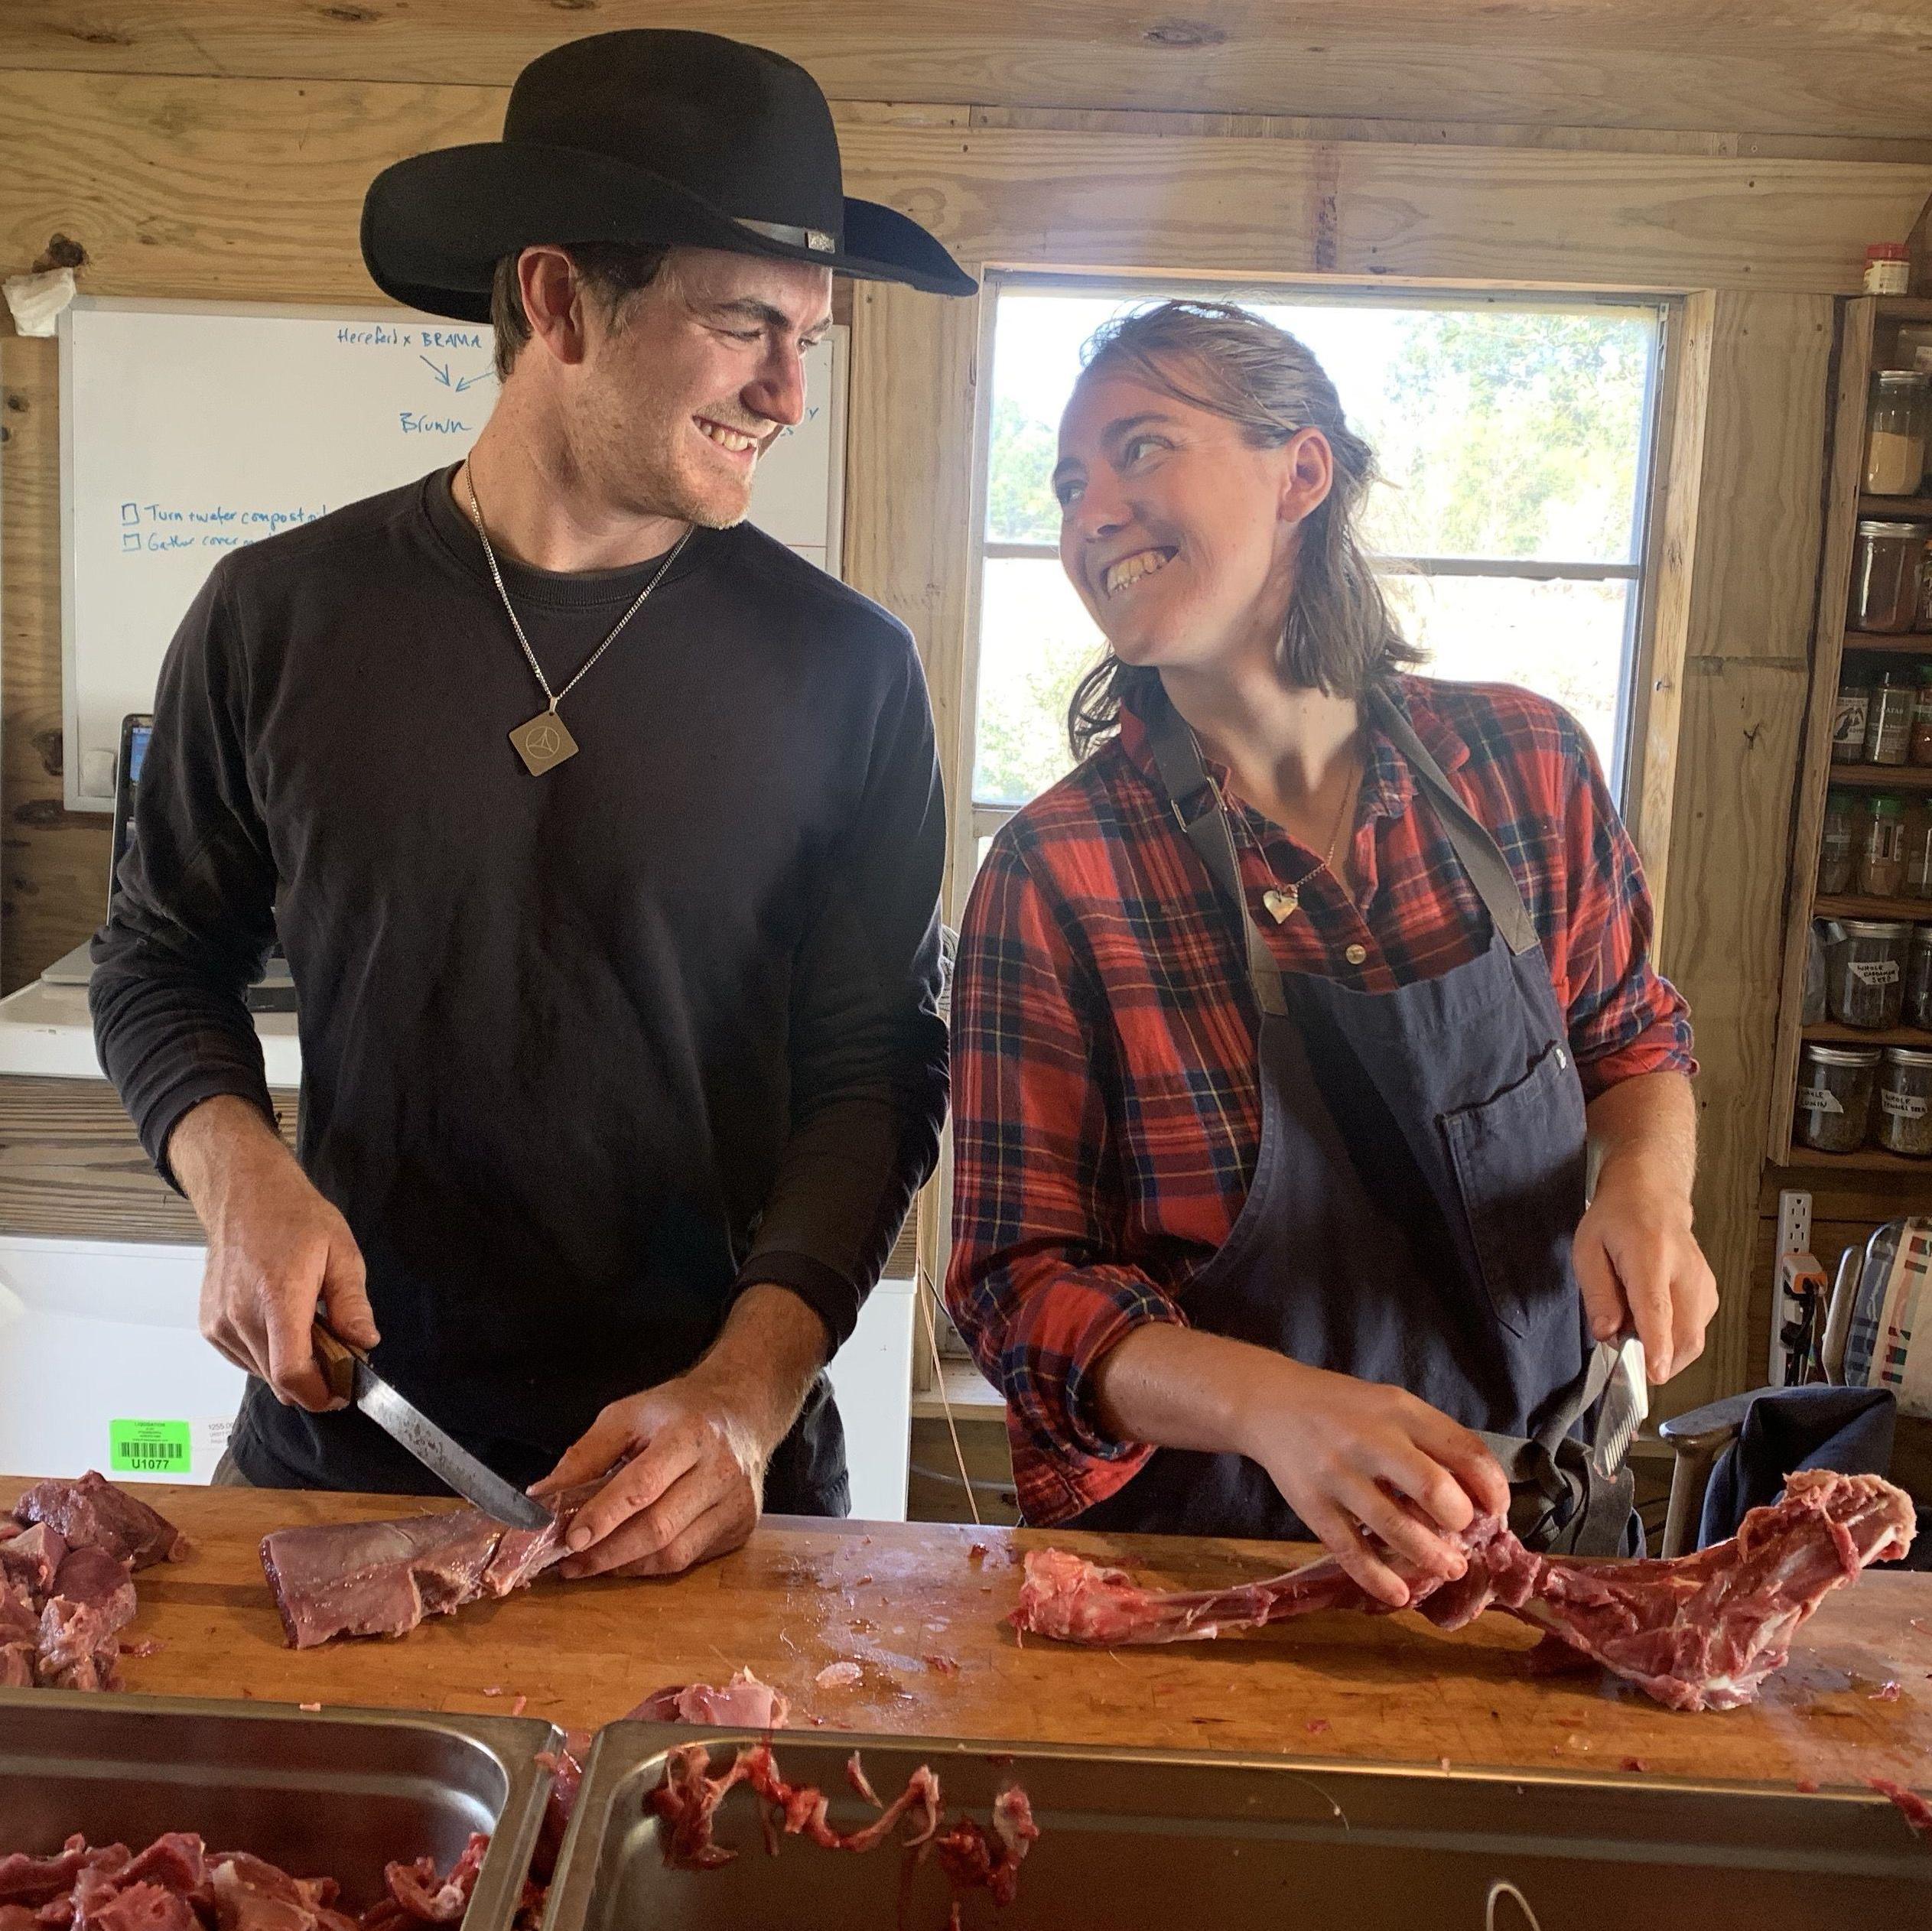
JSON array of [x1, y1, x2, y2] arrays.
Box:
[[110, 1419, 192, 1474]]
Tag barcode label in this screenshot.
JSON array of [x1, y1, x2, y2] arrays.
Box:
[[110, 1419, 192, 1474]]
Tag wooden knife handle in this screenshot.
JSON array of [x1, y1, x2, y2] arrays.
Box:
[[311, 1322, 360, 1406]]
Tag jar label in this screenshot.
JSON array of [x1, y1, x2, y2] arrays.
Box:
[[1799, 1085, 1843, 1115], [1849, 959, 1903, 988], [1882, 1090, 1930, 1122]]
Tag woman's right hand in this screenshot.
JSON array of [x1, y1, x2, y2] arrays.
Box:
[[1234, 1358, 1511, 1608]]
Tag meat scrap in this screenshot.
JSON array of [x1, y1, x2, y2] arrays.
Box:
[[2, 1474, 181, 1692], [628, 1669, 791, 1730], [647, 1741, 1033, 1926], [1013, 1470, 1916, 1713], [258, 1484, 602, 1650], [0, 1832, 492, 1931], [1870, 1778, 1932, 1840]]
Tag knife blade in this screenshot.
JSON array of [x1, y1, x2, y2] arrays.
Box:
[[311, 1322, 553, 1531], [1588, 1331, 1649, 1480]]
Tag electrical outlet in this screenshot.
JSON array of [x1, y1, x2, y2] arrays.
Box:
[[1771, 1188, 1815, 1387]]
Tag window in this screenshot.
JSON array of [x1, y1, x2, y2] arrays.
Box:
[[964, 282, 1667, 892]]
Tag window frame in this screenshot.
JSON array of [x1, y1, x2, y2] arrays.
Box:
[[952, 271, 1680, 919]]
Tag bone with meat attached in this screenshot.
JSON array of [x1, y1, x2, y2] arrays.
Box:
[[1013, 1469, 1916, 1712]]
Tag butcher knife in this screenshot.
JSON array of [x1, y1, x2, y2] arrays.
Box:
[[1587, 1331, 1649, 1481], [311, 1321, 553, 1531]]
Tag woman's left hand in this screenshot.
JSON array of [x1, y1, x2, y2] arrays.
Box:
[[1572, 1172, 1719, 1385]]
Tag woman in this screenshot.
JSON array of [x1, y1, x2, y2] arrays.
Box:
[[946, 301, 1717, 1605]]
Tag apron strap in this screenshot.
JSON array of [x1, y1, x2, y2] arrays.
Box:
[[1479, 1338, 1634, 1556], [1142, 688, 1290, 1018], [1364, 687, 1539, 956]]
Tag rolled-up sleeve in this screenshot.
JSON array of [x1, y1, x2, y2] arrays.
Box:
[[1556, 716, 1696, 1100], [945, 833, 1183, 1524]]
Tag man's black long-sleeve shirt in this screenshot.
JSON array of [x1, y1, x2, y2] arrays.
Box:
[[90, 467, 949, 1501]]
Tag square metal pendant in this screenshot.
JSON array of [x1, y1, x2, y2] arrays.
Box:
[[510, 708, 578, 775]]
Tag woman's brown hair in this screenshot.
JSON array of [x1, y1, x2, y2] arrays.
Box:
[[1065, 300, 1420, 759]]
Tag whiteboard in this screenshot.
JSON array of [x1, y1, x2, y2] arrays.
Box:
[[58, 297, 847, 810]]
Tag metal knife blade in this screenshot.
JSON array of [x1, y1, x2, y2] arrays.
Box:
[[312, 1323, 552, 1531], [1589, 1332, 1649, 1479]]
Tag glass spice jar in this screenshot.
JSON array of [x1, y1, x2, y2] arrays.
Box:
[[1859, 796, 1908, 898], [1906, 800, 1932, 899], [1833, 675, 1872, 760], [1796, 1043, 1880, 1154], [1849, 519, 1932, 633], [1804, 922, 1830, 1026], [1878, 1046, 1932, 1157], [1921, 545, 1932, 631], [1863, 370, 1931, 495], [1827, 916, 1913, 1027], [1864, 668, 1916, 764], [1908, 922, 1932, 1029], [1820, 787, 1859, 893], [1914, 664, 1932, 757]]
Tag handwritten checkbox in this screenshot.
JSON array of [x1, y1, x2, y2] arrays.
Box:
[[122, 532, 141, 552], [120, 502, 139, 525]]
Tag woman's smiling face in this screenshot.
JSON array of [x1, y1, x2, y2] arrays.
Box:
[[1053, 362, 1332, 672]]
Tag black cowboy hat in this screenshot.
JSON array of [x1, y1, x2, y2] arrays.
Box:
[[362, 29, 975, 320]]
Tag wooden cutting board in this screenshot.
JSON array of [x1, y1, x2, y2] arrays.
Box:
[[5, 1478, 1930, 1794]]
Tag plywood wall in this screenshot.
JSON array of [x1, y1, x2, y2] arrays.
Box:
[[5, 2, 1932, 1419]]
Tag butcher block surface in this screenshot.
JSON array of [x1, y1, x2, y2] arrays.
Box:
[[6, 1478, 1930, 1794]]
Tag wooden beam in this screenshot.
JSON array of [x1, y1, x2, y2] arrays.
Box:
[[1, 74, 1924, 311], [1647, 293, 1836, 1422], [8, 2, 1932, 145]]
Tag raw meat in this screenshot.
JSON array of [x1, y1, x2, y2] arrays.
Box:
[[813, 1661, 861, 1691], [647, 1741, 1034, 1926], [0, 1832, 499, 1931], [259, 1486, 599, 1650], [0, 1525, 67, 1597], [628, 1669, 791, 1729], [13, 1474, 185, 1569], [1013, 1468, 1916, 1713], [1870, 1777, 1932, 1839]]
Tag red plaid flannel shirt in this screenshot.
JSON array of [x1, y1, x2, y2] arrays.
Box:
[[945, 674, 1696, 1526]]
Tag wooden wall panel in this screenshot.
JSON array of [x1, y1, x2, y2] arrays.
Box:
[[8, 2, 1932, 145], [1649, 293, 1836, 1420]]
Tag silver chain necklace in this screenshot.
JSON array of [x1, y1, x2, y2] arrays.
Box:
[[466, 469, 690, 775]]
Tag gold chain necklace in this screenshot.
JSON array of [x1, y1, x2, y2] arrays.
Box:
[[1254, 756, 1362, 925]]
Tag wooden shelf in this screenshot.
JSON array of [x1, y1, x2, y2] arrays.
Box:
[[1801, 1021, 1932, 1045], [1813, 893, 1932, 918], [1856, 495, 1932, 517], [1876, 297, 1932, 321], [1823, 762, 1932, 788], [1839, 633, 1932, 654], [1774, 1145, 1932, 1175]]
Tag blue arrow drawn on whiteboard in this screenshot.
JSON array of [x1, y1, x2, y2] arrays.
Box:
[[454, 369, 492, 392], [421, 357, 452, 386]]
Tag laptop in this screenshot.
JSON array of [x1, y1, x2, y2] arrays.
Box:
[[41, 713, 297, 1013]]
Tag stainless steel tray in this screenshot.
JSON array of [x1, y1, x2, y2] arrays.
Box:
[[542, 1725, 1930, 1929], [0, 1687, 562, 1931]]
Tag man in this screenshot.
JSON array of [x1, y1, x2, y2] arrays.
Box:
[[89, 29, 974, 1580]]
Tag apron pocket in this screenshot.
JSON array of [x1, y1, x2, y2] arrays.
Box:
[[1439, 1039, 1588, 1338]]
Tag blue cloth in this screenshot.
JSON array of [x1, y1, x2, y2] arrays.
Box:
[[1699, 1385, 1903, 1552]]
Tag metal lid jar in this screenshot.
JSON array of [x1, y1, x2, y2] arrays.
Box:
[[1826, 918, 1914, 1029], [1797, 1042, 1881, 1154], [1849, 518, 1932, 633], [1878, 1045, 1932, 1157]]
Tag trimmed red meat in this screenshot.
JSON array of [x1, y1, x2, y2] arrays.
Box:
[[258, 1485, 600, 1650], [1013, 1469, 1916, 1712], [0, 1526, 67, 1598], [13, 1475, 184, 1570]]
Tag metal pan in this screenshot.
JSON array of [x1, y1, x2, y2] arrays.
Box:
[[0, 1686, 561, 1931], [543, 1725, 1930, 1929]]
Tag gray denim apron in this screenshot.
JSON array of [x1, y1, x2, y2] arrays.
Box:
[[1073, 683, 1632, 1555]]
